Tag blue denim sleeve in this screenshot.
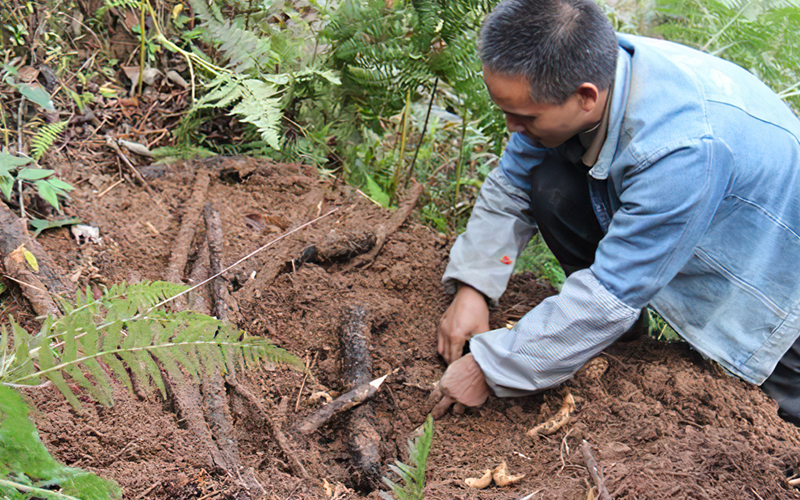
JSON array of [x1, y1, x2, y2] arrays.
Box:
[[592, 137, 731, 308], [497, 133, 550, 192]]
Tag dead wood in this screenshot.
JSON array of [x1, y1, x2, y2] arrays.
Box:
[[165, 171, 210, 283], [344, 181, 424, 270], [340, 306, 382, 490], [0, 201, 74, 316], [167, 370, 235, 471], [203, 204, 240, 323], [186, 243, 211, 314], [581, 440, 612, 500], [227, 379, 311, 480], [296, 380, 381, 435]]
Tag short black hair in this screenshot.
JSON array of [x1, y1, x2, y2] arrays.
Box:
[[479, 0, 618, 104]]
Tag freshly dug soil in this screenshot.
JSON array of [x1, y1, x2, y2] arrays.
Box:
[[12, 158, 800, 499]]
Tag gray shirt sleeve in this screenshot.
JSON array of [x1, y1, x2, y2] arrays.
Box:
[[442, 168, 537, 303], [470, 268, 641, 397]]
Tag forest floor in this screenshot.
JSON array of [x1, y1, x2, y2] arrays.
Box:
[[11, 156, 800, 500]]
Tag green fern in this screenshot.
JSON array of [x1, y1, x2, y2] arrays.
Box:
[[95, 0, 140, 19], [189, 74, 282, 149], [0, 281, 303, 408], [30, 121, 68, 161], [186, 0, 279, 73], [380, 415, 434, 500]]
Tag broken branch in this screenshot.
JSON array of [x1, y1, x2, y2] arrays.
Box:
[[581, 440, 612, 500], [296, 375, 387, 435]]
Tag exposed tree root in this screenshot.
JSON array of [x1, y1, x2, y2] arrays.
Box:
[[203, 204, 240, 323], [226, 379, 311, 480], [0, 201, 74, 316], [160, 183, 261, 494], [344, 181, 424, 271], [340, 306, 382, 491], [165, 170, 210, 284], [581, 440, 612, 500]]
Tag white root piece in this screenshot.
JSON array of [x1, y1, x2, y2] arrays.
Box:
[[527, 390, 576, 438], [465, 469, 493, 489], [492, 461, 526, 487]]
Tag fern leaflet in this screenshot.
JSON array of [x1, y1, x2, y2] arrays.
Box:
[[380, 415, 434, 500], [30, 121, 68, 161]]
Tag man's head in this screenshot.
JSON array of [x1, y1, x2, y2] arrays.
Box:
[[480, 0, 618, 147]]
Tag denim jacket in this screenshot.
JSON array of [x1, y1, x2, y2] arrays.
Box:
[[443, 34, 800, 396]]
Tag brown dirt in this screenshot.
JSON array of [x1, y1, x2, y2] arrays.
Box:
[[11, 157, 800, 500]]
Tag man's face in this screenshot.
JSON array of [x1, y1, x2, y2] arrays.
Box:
[[483, 66, 598, 149]]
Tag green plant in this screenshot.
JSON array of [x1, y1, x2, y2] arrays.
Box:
[[381, 415, 434, 500], [0, 150, 73, 212], [617, 0, 800, 112], [514, 233, 566, 290], [1, 281, 302, 406], [0, 386, 122, 500]]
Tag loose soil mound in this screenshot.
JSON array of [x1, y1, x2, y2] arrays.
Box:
[[14, 158, 800, 499]]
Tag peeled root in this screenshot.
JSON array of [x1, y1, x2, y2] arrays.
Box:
[[465, 462, 526, 489], [465, 469, 493, 489], [527, 390, 576, 438], [493, 461, 526, 487]]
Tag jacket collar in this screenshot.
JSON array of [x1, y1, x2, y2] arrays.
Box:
[[589, 43, 633, 180]]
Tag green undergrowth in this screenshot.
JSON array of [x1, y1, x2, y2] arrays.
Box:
[[381, 415, 434, 500]]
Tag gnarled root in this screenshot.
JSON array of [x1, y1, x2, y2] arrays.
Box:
[[527, 390, 576, 438]]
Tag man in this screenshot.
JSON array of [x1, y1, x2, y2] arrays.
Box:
[[433, 0, 800, 425]]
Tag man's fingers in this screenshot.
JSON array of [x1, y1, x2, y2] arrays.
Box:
[[432, 395, 455, 419]]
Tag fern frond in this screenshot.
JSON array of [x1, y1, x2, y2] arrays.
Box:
[[1, 281, 303, 409], [186, 0, 278, 73], [30, 121, 68, 161], [95, 0, 139, 18], [380, 415, 434, 500]]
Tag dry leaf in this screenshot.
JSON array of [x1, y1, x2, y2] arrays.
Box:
[[17, 66, 39, 83], [166, 69, 189, 89], [118, 139, 154, 157]]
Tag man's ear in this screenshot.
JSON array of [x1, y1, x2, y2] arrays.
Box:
[[575, 83, 601, 112]]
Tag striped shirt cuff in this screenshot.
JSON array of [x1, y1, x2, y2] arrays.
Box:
[[470, 268, 640, 397]]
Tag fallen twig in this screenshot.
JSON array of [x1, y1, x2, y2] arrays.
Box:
[[297, 375, 387, 435], [104, 135, 161, 203], [581, 440, 612, 500]]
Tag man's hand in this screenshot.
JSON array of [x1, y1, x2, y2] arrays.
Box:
[[429, 354, 491, 418], [438, 285, 490, 364]]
